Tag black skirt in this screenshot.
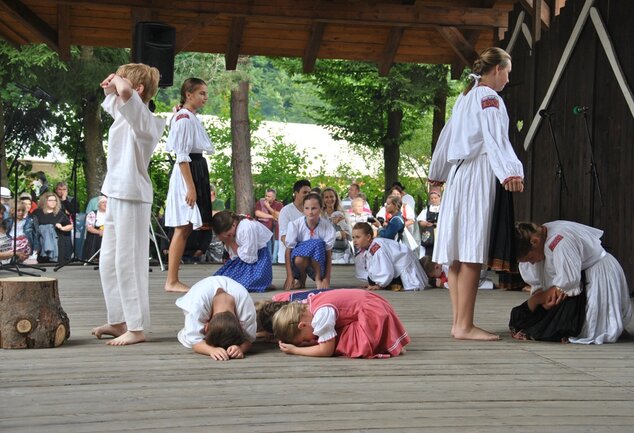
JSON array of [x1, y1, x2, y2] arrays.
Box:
[[189, 153, 212, 226], [509, 289, 586, 342], [487, 183, 518, 273]]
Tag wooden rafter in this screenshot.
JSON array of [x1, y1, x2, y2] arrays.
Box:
[[378, 27, 404, 77], [225, 17, 245, 71], [174, 19, 208, 54], [303, 22, 324, 74], [519, 0, 551, 29], [57, 4, 70, 61], [436, 26, 478, 68], [0, 0, 58, 50], [0, 20, 26, 47], [56, 0, 508, 28]]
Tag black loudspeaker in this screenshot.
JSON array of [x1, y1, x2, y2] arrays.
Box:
[[133, 22, 175, 88]]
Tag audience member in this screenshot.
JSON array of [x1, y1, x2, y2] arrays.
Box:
[[375, 195, 405, 241], [30, 171, 49, 200], [0, 187, 11, 219], [391, 181, 416, 213], [19, 192, 36, 214], [277, 179, 311, 264], [5, 201, 38, 263], [54, 181, 78, 216], [417, 190, 441, 256], [83, 196, 107, 261], [255, 188, 283, 263], [341, 182, 371, 212], [210, 184, 225, 215], [33, 192, 73, 263], [322, 187, 352, 264]]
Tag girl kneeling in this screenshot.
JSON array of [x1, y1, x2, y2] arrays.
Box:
[[352, 222, 427, 291], [272, 289, 410, 358], [212, 211, 273, 293]]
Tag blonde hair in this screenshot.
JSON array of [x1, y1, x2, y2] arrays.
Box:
[[464, 47, 512, 95], [272, 302, 307, 342], [38, 192, 61, 215], [116, 63, 160, 103]]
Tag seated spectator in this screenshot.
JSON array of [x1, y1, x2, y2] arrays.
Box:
[[5, 201, 39, 263], [341, 182, 371, 212], [54, 181, 78, 216], [376, 185, 419, 250], [348, 197, 374, 225], [83, 196, 107, 261], [33, 192, 73, 263], [322, 187, 352, 264], [255, 188, 283, 263], [375, 195, 405, 241], [210, 183, 225, 216], [417, 190, 441, 256], [0, 187, 12, 219], [391, 181, 416, 214]]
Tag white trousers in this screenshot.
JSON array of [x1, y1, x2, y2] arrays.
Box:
[[99, 198, 151, 331]]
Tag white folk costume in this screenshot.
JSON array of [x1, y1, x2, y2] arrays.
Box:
[[100, 91, 166, 331], [516, 221, 632, 344], [277, 202, 304, 263], [164, 108, 214, 230], [285, 216, 336, 281], [355, 237, 428, 291], [214, 218, 273, 293], [175, 275, 257, 349], [429, 86, 523, 266]]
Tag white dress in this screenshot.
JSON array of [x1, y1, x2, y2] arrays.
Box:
[[519, 221, 632, 344], [164, 108, 214, 229], [175, 276, 257, 348], [355, 237, 428, 290], [429, 86, 524, 265]]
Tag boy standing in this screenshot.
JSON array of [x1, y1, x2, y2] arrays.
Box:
[[92, 64, 166, 345]]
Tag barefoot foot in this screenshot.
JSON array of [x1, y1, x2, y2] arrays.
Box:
[[453, 326, 500, 341], [106, 330, 146, 346], [165, 281, 190, 293], [92, 323, 127, 339]]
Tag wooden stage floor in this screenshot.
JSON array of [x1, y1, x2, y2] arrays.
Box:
[[1, 264, 633, 433]]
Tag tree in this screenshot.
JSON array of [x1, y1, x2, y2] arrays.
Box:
[[277, 59, 449, 193]]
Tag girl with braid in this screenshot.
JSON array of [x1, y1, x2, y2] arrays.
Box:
[[164, 78, 214, 293]]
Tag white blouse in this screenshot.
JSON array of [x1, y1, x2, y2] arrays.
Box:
[[166, 108, 213, 163], [285, 216, 336, 250], [232, 219, 273, 263]]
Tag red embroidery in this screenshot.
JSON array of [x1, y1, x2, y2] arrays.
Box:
[[549, 234, 564, 251], [369, 243, 381, 255], [175, 113, 190, 121], [481, 95, 499, 110]]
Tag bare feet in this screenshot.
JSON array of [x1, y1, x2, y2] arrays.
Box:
[[453, 326, 500, 341], [165, 281, 190, 293], [92, 323, 127, 339], [106, 330, 146, 346]]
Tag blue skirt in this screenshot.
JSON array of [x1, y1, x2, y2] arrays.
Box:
[[290, 238, 327, 280], [214, 247, 273, 293]]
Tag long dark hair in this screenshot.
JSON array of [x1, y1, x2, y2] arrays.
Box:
[[204, 311, 247, 348], [211, 210, 246, 235]]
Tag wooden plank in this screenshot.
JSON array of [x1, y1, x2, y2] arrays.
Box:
[[436, 25, 478, 67], [519, 0, 551, 28]]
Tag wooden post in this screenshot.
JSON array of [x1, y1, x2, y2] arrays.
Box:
[[0, 277, 70, 349]]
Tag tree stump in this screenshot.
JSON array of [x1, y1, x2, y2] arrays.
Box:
[[0, 276, 70, 349]]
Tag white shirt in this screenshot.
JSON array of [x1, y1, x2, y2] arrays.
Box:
[[277, 202, 304, 263], [311, 307, 337, 343], [175, 276, 257, 348], [101, 92, 166, 203], [428, 86, 524, 184], [285, 216, 336, 250], [232, 219, 273, 263], [166, 108, 213, 163]]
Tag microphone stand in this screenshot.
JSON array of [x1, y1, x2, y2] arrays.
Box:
[[542, 114, 568, 219], [54, 118, 96, 271], [579, 110, 603, 227]]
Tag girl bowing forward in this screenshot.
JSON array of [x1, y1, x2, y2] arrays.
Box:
[[212, 211, 273, 293]]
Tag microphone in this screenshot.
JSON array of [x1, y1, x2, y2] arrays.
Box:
[[573, 105, 589, 115], [539, 109, 554, 118]]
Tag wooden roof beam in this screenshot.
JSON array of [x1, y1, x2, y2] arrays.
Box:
[[436, 26, 478, 69], [519, 0, 551, 29], [58, 0, 508, 29], [175, 19, 208, 53], [57, 4, 71, 61], [303, 22, 324, 74], [225, 17, 245, 71], [0, 0, 58, 51], [0, 20, 27, 47], [378, 28, 404, 77]]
